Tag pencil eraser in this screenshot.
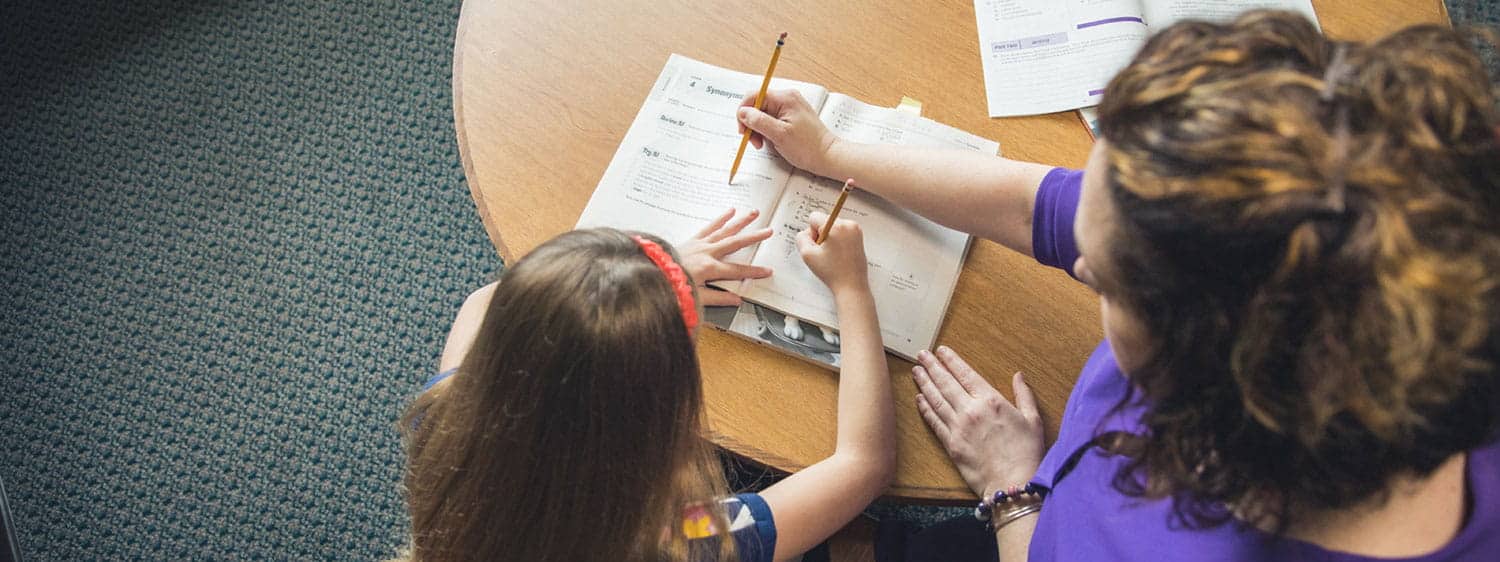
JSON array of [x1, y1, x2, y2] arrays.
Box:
[[844, 178, 855, 186], [779, 32, 788, 40]]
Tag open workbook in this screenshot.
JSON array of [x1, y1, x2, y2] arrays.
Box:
[[974, 0, 1318, 117], [577, 54, 999, 367]]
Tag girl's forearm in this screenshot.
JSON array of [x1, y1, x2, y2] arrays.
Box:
[[830, 286, 896, 474], [819, 140, 1053, 257], [750, 284, 895, 561]]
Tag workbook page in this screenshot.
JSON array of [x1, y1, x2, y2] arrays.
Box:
[[1143, 0, 1318, 29], [738, 94, 997, 360], [576, 54, 829, 258], [974, 0, 1149, 116]]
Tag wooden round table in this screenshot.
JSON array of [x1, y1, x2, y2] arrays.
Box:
[[452, 0, 1449, 502]]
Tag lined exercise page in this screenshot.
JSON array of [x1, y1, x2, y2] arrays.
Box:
[[739, 94, 998, 360], [576, 54, 829, 254], [974, 0, 1149, 116], [1143, 0, 1318, 29]]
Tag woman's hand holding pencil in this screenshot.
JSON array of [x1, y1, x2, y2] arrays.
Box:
[[737, 89, 839, 177]]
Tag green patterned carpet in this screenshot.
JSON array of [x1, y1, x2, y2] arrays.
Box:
[[0, 1, 496, 559], [1448, 0, 1500, 73]]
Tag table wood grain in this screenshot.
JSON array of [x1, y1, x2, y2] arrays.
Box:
[[452, 0, 1449, 502]]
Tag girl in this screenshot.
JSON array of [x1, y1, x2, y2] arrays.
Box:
[[738, 11, 1500, 561], [399, 209, 895, 562]]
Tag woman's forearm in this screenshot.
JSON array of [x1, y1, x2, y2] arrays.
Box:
[[817, 139, 1053, 257], [996, 511, 1039, 562]]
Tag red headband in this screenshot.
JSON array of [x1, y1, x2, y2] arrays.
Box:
[[630, 235, 699, 333]]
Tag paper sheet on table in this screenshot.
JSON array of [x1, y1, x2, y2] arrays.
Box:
[[972, 0, 1318, 117]]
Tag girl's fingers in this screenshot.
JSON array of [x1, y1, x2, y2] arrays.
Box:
[[697, 288, 742, 308], [795, 224, 817, 250], [694, 208, 737, 240], [710, 227, 774, 255], [710, 262, 773, 281], [802, 211, 832, 240], [916, 394, 953, 444], [805, 211, 828, 230], [913, 366, 957, 425], [917, 349, 972, 407], [707, 209, 761, 243]]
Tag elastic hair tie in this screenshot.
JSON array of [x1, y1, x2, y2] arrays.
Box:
[[1320, 44, 1352, 213], [1319, 44, 1349, 103], [630, 235, 699, 334]]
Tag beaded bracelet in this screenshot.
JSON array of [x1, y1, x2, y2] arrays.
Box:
[[973, 483, 1044, 531]]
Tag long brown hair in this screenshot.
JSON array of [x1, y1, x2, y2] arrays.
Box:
[[399, 228, 733, 562], [1094, 12, 1500, 531]]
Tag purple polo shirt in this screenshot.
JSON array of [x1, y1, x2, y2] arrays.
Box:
[[1025, 167, 1500, 561]]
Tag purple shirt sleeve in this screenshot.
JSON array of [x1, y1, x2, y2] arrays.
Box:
[[1030, 167, 1085, 278]]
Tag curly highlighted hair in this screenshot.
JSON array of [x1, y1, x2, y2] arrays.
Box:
[[1094, 11, 1500, 531]]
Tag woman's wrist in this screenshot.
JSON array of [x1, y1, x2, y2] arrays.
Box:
[[974, 482, 1045, 532], [981, 466, 1040, 500], [816, 136, 854, 182], [991, 504, 1041, 536]]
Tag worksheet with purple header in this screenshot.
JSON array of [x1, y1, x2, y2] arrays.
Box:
[[974, 0, 1318, 117]]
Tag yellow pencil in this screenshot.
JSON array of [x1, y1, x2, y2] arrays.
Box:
[[729, 32, 787, 185], [817, 179, 855, 244]]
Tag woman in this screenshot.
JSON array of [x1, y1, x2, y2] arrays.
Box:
[[737, 11, 1500, 561]]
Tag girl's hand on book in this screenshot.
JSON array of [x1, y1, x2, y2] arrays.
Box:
[[738, 89, 838, 176], [796, 212, 869, 294], [676, 208, 774, 307], [913, 348, 1045, 500]]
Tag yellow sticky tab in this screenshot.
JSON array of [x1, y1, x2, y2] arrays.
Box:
[[897, 96, 923, 116]]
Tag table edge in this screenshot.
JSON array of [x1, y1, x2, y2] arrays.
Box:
[[448, 0, 973, 501], [452, 0, 516, 264]]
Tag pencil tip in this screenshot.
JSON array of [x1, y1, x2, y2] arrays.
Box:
[[778, 32, 787, 45]]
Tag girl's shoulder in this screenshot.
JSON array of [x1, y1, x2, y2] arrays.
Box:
[[683, 494, 777, 562], [422, 367, 457, 393]]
